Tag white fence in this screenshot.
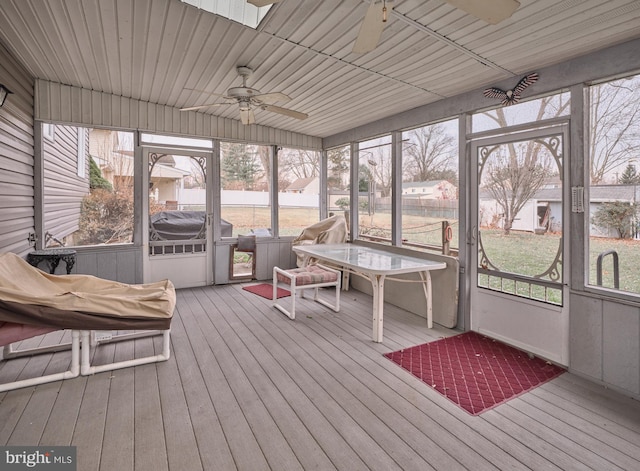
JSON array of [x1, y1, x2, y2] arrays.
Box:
[[177, 189, 319, 208]]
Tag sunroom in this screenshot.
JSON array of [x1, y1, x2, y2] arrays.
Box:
[[1, 1, 640, 469]]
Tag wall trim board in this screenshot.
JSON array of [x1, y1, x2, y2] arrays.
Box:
[[34, 80, 322, 150]]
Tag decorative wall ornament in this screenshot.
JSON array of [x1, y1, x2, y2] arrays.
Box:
[[483, 72, 539, 106]]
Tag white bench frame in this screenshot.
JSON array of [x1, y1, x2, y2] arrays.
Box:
[[0, 330, 80, 393], [1, 329, 170, 392], [273, 263, 341, 319]]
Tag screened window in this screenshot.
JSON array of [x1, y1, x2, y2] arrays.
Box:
[[357, 136, 392, 244], [327, 145, 351, 223], [43, 127, 135, 247], [220, 142, 272, 237], [472, 92, 570, 133], [277, 147, 320, 237], [587, 73, 640, 296], [401, 119, 459, 254]]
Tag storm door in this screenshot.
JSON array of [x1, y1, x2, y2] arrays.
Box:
[[469, 125, 569, 365], [143, 147, 213, 288]]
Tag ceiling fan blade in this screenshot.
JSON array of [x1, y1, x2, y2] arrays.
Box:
[[247, 0, 281, 7], [446, 0, 520, 24], [254, 92, 291, 104], [261, 104, 308, 120], [352, 1, 393, 54], [183, 88, 228, 98], [240, 108, 256, 125], [180, 103, 229, 112]]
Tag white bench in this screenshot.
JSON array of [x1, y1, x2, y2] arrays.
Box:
[[273, 264, 341, 319]]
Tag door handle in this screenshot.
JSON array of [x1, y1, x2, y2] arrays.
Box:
[[468, 225, 477, 245]]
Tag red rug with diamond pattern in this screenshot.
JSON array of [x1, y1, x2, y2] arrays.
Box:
[[384, 331, 565, 415]]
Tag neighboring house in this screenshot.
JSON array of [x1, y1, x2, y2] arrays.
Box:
[[147, 154, 192, 207], [43, 124, 90, 246], [285, 176, 319, 194], [89, 128, 120, 163], [479, 184, 639, 237], [89, 129, 189, 207], [402, 180, 457, 199]]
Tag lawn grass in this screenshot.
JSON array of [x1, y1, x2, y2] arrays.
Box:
[[221, 206, 321, 237], [480, 229, 640, 294]]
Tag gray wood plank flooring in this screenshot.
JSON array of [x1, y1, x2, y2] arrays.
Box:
[[1, 284, 640, 470]]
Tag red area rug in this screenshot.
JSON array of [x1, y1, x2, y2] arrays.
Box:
[[242, 283, 290, 300], [384, 331, 565, 415]]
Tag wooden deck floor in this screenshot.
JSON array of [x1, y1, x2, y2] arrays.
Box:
[[2, 284, 640, 470]]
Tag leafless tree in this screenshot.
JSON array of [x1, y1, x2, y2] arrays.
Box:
[[589, 76, 640, 184], [481, 139, 556, 235], [403, 123, 457, 183], [187, 157, 206, 189], [278, 148, 320, 181], [479, 97, 567, 235]]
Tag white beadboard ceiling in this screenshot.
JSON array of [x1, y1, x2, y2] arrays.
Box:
[[0, 0, 639, 139]]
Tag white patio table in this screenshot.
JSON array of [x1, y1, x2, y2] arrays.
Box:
[[292, 243, 446, 343]]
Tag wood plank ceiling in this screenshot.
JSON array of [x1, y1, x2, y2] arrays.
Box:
[[0, 0, 639, 139]]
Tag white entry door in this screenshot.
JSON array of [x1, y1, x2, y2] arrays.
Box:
[[469, 125, 569, 365], [143, 147, 213, 288]]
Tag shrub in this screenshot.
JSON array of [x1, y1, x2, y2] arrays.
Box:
[[89, 156, 113, 190], [335, 197, 350, 209], [592, 201, 637, 239], [77, 188, 133, 244]]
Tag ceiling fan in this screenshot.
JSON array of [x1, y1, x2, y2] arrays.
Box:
[[180, 66, 308, 125], [353, 0, 521, 54]]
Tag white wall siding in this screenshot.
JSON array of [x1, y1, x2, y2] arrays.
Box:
[[73, 247, 141, 284], [570, 293, 640, 399], [35, 80, 322, 150], [0, 42, 34, 255], [42, 124, 90, 243]]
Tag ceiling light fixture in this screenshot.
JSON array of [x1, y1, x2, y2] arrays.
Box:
[[382, 0, 388, 22]]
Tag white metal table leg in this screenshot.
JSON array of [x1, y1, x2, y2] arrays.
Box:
[[370, 273, 386, 343], [418, 271, 433, 329]]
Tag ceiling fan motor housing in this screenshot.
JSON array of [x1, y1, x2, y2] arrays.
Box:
[[227, 86, 261, 98]]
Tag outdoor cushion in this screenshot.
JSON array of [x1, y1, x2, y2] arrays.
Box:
[[276, 265, 339, 286]]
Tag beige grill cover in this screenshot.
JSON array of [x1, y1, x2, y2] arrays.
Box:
[[0, 253, 175, 330]]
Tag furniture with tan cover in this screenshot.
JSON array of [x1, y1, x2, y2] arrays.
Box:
[[291, 215, 348, 267], [0, 252, 175, 392]]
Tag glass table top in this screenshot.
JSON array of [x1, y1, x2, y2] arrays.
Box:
[[293, 244, 446, 274]]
